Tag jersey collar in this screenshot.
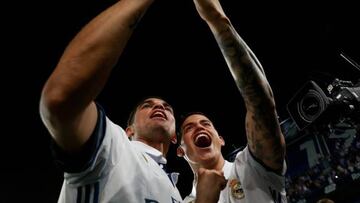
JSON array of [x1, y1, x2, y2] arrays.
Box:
[[131, 141, 167, 165]]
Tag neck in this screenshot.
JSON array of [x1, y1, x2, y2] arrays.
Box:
[[191, 155, 225, 177], [191, 156, 225, 188], [135, 137, 170, 155], [204, 155, 225, 171]]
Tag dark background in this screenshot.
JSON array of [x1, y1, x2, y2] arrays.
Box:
[[2, 0, 359, 202]]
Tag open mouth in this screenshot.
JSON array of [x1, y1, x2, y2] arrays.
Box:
[[194, 134, 212, 148], [150, 111, 166, 119]]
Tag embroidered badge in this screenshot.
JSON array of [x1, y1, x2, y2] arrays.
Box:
[[229, 179, 244, 199]]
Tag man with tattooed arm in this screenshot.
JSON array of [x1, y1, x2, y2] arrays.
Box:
[[177, 0, 287, 202]]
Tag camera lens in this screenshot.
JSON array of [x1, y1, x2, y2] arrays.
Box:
[[298, 90, 326, 122]]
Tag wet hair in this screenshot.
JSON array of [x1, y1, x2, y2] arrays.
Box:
[[127, 96, 172, 127]]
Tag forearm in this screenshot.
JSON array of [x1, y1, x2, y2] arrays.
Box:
[[206, 18, 268, 104], [42, 0, 154, 114], [206, 16, 286, 171]]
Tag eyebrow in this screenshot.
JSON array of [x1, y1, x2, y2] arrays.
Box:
[[182, 119, 212, 129], [182, 122, 194, 130], [142, 99, 174, 111]]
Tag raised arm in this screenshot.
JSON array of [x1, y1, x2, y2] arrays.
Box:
[[193, 0, 285, 171], [39, 0, 154, 152]]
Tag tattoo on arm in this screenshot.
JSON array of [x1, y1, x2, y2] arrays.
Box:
[[215, 24, 285, 170], [215, 25, 268, 108], [246, 110, 284, 169]]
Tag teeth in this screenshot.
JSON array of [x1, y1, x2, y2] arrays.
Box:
[[195, 134, 208, 142], [153, 112, 164, 118], [194, 133, 211, 148]]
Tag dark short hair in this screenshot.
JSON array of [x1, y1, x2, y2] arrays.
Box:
[[177, 111, 212, 143], [127, 96, 172, 126]]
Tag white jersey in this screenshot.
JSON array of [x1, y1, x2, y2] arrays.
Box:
[[184, 147, 287, 203], [55, 107, 183, 203]]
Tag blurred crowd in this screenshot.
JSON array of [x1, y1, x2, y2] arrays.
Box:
[[285, 129, 360, 203]]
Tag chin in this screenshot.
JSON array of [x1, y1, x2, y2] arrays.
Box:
[[198, 152, 216, 161]]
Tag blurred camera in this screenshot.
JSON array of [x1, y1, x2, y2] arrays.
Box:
[[287, 79, 360, 130]]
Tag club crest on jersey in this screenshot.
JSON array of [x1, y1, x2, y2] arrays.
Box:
[[229, 179, 244, 199]]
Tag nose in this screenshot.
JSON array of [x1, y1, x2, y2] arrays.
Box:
[[153, 103, 165, 110], [194, 122, 206, 132]]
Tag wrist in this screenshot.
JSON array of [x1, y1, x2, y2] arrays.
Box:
[[205, 14, 229, 25], [205, 15, 231, 33]]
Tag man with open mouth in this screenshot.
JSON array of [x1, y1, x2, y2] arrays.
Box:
[[177, 0, 287, 202]]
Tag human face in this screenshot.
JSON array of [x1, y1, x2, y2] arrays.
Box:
[[179, 114, 224, 165], [131, 98, 176, 142]]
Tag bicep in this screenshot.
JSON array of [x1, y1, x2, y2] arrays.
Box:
[[245, 109, 285, 172], [40, 101, 98, 152]]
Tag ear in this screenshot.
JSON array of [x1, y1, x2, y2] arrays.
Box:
[[171, 132, 177, 144], [177, 145, 185, 157], [219, 136, 225, 146], [126, 126, 134, 139]]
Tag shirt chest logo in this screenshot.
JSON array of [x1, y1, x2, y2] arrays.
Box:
[[229, 179, 245, 199]]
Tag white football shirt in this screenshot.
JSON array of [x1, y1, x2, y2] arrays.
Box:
[[56, 107, 182, 203], [184, 147, 287, 203]]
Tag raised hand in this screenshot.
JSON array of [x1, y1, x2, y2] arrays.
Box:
[[195, 167, 227, 203]]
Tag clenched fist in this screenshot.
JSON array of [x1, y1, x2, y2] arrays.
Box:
[[195, 167, 227, 203]]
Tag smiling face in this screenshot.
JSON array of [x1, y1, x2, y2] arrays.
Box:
[[178, 113, 224, 168]]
